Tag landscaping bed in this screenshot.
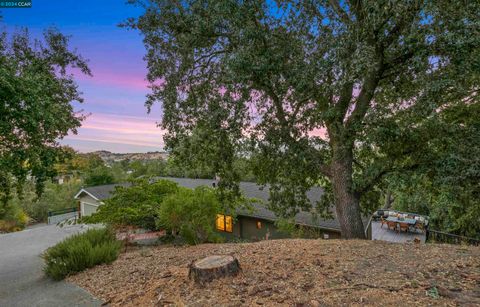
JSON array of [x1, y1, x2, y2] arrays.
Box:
[[68, 239, 480, 306]]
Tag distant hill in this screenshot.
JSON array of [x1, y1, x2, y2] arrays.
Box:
[[91, 151, 169, 164]]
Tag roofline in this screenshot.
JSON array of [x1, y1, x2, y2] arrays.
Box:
[[237, 212, 341, 232], [73, 179, 339, 231], [74, 189, 100, 201]]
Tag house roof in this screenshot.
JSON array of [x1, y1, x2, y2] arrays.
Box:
[[74, 183, 131, 201], [75, 177, 367, 232], [155, 177, 343, 231]]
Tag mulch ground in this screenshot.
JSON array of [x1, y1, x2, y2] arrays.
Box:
[[68, 239, 480, 306]]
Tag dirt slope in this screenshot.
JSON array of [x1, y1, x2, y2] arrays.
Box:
[[68, 239, 480, 306]]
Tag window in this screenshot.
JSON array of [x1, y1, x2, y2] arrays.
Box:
[[216, 214, 233, 233], [225, 215, 233, 232], [216, 214, 225, 231], [256, 221, 262, 229]]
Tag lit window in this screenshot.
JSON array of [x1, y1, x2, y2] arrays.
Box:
[[216, 214, 233, 233], [225, 215, 233, 232], [216, 214, 225, 231], [256, 221, 262, 229]]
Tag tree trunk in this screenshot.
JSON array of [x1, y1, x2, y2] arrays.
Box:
[[331, 146, 366, 239], [188, 255, 241, 284], [384, 191, 394, 209]]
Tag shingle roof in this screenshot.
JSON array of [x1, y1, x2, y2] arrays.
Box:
[[76, 177, 367, 232], [79, 183, 131, 200], [156, 177, 343, 231]]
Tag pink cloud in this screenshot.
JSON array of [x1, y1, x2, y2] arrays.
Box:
[[63, 113, 165, 152], [310, 127, 327, 138], [63, 108, 329, 153], [76, 69, 150, 90]]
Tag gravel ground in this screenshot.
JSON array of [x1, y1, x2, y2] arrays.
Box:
[[69, 239, 480, 306]]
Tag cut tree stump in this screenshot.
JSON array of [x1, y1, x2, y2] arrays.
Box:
[[188, 255, 241, 284]]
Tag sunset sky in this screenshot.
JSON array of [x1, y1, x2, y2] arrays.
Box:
[[2, 0, 164, 153]]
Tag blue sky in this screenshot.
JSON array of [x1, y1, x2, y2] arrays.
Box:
[[1, 0, 165, 152]]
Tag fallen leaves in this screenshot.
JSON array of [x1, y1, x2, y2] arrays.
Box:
[[68, 239, 480, 306]]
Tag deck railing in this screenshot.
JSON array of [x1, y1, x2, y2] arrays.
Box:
[[47, 207, 77, 217], [426, 229, 480, 246], [47, 207, 79, 225]]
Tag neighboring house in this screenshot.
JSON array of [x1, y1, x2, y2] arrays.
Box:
[[74, 183, 131, 217], [74, 177, 366, 240], [53, 173, 74, 185]]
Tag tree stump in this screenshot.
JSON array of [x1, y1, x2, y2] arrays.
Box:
[[188, 255, 241, 284]]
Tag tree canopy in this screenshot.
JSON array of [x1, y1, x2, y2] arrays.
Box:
[[84, 167, 116, 187], [157, 185, 223, 244], [387, 102, 480, 237], [86, 179, 180, 230], [128, 0, 480, 238], [0, 26, 90, 215]]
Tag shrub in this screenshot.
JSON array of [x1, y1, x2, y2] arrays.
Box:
[[157, 186, 224, 245], [0, 219, 21, 232], [15, 210, 30, 227], [275, 218, 324, 239], [0, 202, 30, 232], [15, 181, 82, 223], [85, 179, 179, 230], [43, 228, 122, 280]]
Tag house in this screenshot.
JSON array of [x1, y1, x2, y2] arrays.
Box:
[[74, 183, 131, 216], [75, 177, 366, 240]]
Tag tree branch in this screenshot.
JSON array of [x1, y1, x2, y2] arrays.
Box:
[[348, 0, 364, 22], [344, 64, 383, 133], [328, 0, 350, 24], [384, 49, 416, 72], [355, 161, 422, 195], [334, 81, 354, 123], [380, 3, 422, 49], [255, 81, 289, 130], [355, 166, 392, 195]]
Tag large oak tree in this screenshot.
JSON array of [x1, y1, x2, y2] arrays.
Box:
[[0, 26, 90, 215], [128, 0, 480, 238]]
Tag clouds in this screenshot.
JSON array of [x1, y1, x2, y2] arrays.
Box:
[[3, 0, 160, 153], [76, 68, 150, 91], [61, 113, 165, 153], [4, 1, 330, 154], [64, 42, 166, 152]]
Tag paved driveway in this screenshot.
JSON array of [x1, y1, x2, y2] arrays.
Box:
[[0, 224, 102, 307]]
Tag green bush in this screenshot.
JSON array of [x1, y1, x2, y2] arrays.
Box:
[[0, 202, 30, 232], [43, 228, 122, 280], [275, 218, 324, 239], [14, 181, 82, 223], [85, 179, 179, 230], [157, 186, 224, 245]]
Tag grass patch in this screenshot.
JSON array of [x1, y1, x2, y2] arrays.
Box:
[[43, 228, 122, 280]]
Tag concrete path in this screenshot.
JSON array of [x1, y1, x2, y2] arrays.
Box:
[[0, 224, 103, 307]]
